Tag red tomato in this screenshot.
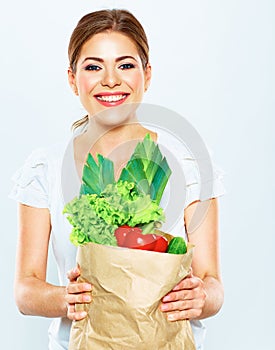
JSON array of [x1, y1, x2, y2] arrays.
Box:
[[154, 235, 168, 252], [115, 225, 142, 247], [115, 226, 168, 253], [124, 232, 157, 250], [114, 230, 128, 246]]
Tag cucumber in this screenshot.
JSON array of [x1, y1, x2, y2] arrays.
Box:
[[167, 237, 187, 254]]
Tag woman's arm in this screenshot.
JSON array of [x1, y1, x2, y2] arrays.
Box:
[[14, 204, 67, 317], [15, 204, 92, 319], [160, 198, 224, 321]]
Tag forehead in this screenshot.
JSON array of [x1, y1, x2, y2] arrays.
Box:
[[79, 31, 140, 59]]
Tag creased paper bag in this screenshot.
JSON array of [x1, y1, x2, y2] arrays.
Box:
[[69, 242, 196, 350]]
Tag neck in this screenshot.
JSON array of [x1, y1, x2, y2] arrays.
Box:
[[82, 113, 145, 155], [74, 111, 158, 176]]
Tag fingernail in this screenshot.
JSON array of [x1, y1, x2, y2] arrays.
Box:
[[84, 284, 92, 291], [80, 311, 87, 318], [83, 295, 91, 302], [163, 296, 170, 302], [167, 314, 175, 321]]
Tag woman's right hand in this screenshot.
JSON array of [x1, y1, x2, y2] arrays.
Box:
[[65, 266, 92, 321]]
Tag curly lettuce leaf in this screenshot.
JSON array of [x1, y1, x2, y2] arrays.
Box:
[[63, 195, 117, 246], [64, 180, 165, 247], [91, 180, 165, 227]]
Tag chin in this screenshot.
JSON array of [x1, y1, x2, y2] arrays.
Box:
[[94, 103, 140, 127]]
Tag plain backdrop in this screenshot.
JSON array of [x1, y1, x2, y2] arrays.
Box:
[[1, 0, 274, 349]]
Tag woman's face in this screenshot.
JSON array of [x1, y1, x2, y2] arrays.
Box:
[[68, 31, 151, 123]]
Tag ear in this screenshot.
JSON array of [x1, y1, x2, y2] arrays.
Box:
[[144, 63, 152, 92], [67, 67, 79, 96]]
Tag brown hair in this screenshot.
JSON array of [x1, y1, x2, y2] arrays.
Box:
[[69, 9, 150, 130]]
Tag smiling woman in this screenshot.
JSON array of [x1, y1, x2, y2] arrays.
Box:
[[68, 9, 151, 131], [68, 31, 151, 119], [9, 8, 225, 350]]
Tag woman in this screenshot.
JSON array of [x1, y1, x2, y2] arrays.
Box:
[[10, 9, 224, 350]]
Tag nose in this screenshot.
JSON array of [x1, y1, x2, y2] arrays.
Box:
[[101, 68, 121, 88]]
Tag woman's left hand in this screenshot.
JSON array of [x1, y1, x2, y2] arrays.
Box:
[[160, 271, 207, 321]]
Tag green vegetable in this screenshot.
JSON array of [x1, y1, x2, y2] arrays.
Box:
[[64, 134, 171, 247], [89, 181, 165, 227], [63, 195, 117, 246], [119, 134, 172, 204], [80, 153, 115, 196], [63, 180, 165, 246], [166, 237, 187, 254]]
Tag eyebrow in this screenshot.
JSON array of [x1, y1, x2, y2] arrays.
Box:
[[81, 55, 137, 64]]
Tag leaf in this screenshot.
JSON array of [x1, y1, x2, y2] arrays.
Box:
[[119, 158, 149, 195], [120, 134, 172, 203], [151, 157, 172, 204], [80, 183, 96, 195], [87, 153, 99, 175], [143, 144, 162, 183], [81, 133, 171, 205], [119, 168, 136, 183], [82, 164, 101, 195], [81, 153, 115, 195], [97, 154, 115, 190]]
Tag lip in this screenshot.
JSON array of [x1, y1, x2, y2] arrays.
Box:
[[94, 91, 130, 107]]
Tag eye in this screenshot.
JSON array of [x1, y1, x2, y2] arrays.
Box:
[[84, 64, 101, 71], [119, 63, 135, 70]]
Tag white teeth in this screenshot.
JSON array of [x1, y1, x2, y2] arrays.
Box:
[[97, 94, 126, 102]]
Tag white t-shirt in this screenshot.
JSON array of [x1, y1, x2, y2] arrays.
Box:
[[10, 125, 225, 350]]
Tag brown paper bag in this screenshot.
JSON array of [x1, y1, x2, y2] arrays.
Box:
[[69, 242, 196, 350]]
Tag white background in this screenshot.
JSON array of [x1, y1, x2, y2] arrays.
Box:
[[0, 0, 274, 349]]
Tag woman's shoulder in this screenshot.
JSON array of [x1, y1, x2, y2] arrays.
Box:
[[9, 139, 74, 208], [11, 139, 71, 190], [26, 140, 72, 168], [149, 125, 226, 205], [145, 125, 194, 160]]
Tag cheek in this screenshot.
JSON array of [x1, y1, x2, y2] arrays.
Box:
[[77, 74, 96, 93], [126, 72, 145, 92]]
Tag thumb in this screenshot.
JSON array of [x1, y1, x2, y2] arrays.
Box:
[[67, 265, 81, 282]]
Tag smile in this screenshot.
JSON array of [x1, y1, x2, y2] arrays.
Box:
[[94, 93, 129, 107], [96, 94, 127, 102]]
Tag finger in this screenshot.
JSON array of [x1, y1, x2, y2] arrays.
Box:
[[166, 307, 203, 321], [67, 304, 87, 321], [67, 266, 81, 282], [66, 282, 92, 294], [65, 291, 92, 305], [160, 298, 205, 313], [163, 286, 206, 303], [163, 285, 197, 302], [172, 270, 193, 290], [161, 289, 195, 304], [67, 303, 76, 318], [172, 276, 202, 291]]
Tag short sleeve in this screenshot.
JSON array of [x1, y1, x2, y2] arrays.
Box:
[[9, 148, 49, 208], [182, 156, 226, 208], [155, 128, 226, 209]]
